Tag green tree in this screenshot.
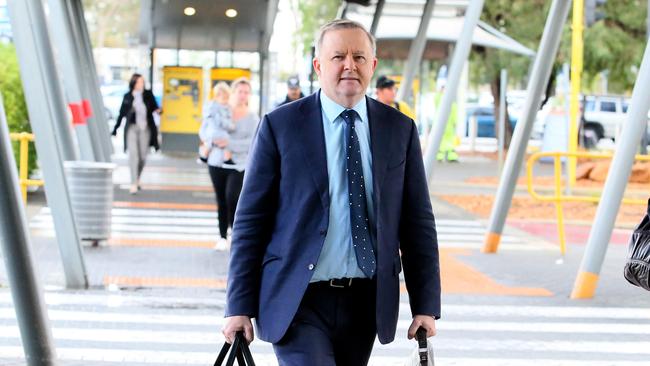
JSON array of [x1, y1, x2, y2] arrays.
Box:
[[475, 0, 648, 147], [474, 0, 551, 147], [582, 0, 648, 93], [0, 42, 36, 175], [82, 0, 140, 48], [297, 0, 340, 56]]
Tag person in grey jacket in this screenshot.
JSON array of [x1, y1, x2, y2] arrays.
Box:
[[199, 77, 257, 250]]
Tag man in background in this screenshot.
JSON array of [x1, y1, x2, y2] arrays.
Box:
[[278, 75, 305, 107], [374, 75, 415, 120]]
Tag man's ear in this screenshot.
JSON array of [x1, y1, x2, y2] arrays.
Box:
[[371, 57, 377, 73], [313, 57, 322, 77]]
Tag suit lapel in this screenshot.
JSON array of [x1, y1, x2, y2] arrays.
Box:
[[367, 97, 394, 208], [297, 92, 330, 209]]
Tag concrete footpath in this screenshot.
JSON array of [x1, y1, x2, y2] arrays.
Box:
[[1, 150, 649, 365]]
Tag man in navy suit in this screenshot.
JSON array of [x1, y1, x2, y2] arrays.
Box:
[[223, 19, 440, 365]]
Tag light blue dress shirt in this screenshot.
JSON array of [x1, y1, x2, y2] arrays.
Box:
[[311, 91, 377, 282]]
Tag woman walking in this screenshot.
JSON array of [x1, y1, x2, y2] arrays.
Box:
[[111, 73, 160, 194], [200, 78, 257, 250]]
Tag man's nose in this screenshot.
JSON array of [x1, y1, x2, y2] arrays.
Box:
[[343, 54, 356, 71]]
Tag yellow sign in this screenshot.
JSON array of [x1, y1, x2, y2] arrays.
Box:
[[209, 68, 251, 99], [161, 66, 203, 134]]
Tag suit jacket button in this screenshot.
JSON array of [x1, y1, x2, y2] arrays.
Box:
[[308, 264, 315, 271], [319, 229, 327, 236]]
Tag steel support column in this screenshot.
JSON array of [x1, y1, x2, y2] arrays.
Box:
[[423, 0, 484, 178], [48, 0, 98, 161], [8, 0, 89, 289], [0, 95, 57, 366], [370, 0, 386, 36], [481, 0, 571, 253], [571, 39, 650, 298], [396, 0, 436, 104], [70, 0, 113, 160]]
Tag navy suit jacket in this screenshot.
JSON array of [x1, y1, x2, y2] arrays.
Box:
[[225, 91, 440, 345]]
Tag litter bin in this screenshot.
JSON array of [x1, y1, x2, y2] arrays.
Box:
[[64, 161, 116, 244]]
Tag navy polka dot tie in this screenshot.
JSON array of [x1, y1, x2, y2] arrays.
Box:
[[340, 109, 376, 278]]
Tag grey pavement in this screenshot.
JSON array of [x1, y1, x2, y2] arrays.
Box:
[[1, 149, 649, 365]]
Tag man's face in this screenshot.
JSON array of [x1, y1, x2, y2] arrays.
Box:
[[287, 87, 301, 100], [313, 28, 377, 107], [376, 86, 397, 105]]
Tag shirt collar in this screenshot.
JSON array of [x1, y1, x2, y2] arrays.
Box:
[[320, 90, 367, 124]]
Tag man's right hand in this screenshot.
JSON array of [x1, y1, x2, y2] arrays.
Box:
[[222, 315, 254, 344]]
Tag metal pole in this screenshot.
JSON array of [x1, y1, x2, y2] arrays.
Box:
[[640, 0, 650, 154], [8, 0, 89, 289], [571, 39, 650, 299], [149, 47, 155, 85], [568, 0, 584, 184], [259, 51, 266, 116], [70, 0, 113, 160], [0, 95, 57, 366], [65, 0, 108, 163], [423, 0, 484, 179], [498, 69, 507, 175], [48, 0, 98, 162], [309, 45, 315, 94], [7, 1, 78, 161], [370, 0, 386, 36], [482, 0, 571, 253], [396, 0, 436, 104]]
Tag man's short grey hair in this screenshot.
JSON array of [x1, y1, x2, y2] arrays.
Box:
[[315, 19, 376, 57]]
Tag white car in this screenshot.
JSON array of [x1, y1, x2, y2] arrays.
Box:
[[533, 95, 650, 147], [582, 95, 629, 142]]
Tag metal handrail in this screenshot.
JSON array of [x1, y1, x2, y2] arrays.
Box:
[[9, 132, 43, 203], [526, 151, 650, 255]]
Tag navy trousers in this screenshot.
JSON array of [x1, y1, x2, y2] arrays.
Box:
[[272, 278, 377, 366]]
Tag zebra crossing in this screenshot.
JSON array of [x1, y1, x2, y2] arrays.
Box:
[[0, 290, 648, 365], [29, 206, 555, 251]]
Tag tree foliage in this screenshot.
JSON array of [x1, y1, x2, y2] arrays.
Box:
[[0, 42, 36, 174], [473, 0, 647, 145], [582, 0, 648, 93], [82, 0, 140, 48], [474, 0, 550, 88], [296, 0, 340, 56], [473, 0, 551, 146]]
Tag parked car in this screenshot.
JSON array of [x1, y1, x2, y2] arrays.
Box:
[[531, 94, 650, 148], [464, 106, 517, 138], [582, 95, 630, 142]]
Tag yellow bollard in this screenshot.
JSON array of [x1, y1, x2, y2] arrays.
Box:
[[19, 133, 29, 203], [553, 155, 567, 256], [9, 132, 39, 204], [571, 271, 599, 299], [482, 232, 501, 253]]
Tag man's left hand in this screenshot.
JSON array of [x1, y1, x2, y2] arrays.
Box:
[[407, 314, 436, 339]]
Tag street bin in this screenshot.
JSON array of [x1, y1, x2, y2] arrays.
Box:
[[64, 161, 116, 245]]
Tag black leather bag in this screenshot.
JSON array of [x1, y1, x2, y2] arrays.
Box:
[[624, 199, 650, 291], [214, 332, 256, 366]]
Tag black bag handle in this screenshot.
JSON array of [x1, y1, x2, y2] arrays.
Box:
[[416, 327, 428, 366], [214, 332, 256, 366]]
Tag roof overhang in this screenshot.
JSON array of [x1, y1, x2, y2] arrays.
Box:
[[345, 0, 535, 59], [139, 0, 279, 54]]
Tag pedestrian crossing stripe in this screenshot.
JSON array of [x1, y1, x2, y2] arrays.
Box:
[[30, 207, 555, 251]]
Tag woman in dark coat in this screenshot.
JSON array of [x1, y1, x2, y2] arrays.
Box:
[[111, 73, 160, 194]]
